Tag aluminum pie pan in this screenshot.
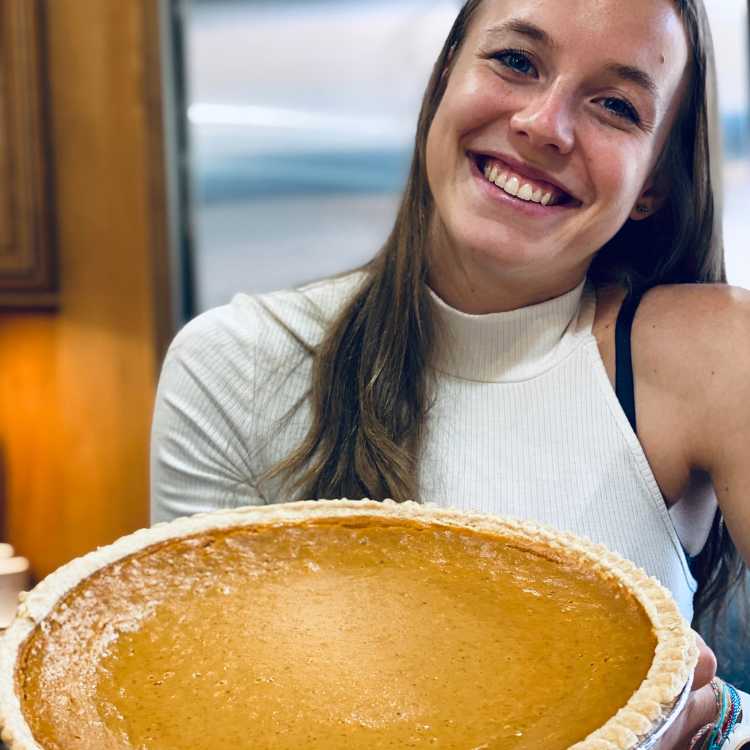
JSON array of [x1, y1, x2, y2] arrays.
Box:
[[636, 673, 693, 749]]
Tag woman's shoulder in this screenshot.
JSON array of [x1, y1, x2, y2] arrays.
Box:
[[592, 281, 750, 489], [595, 281, 749, 351], [635, 282, 750, 369], [168, 270, 367, 363], [594, 280, 750, 416], [631, 283, 750, 467], [639, 281, 750, 324]]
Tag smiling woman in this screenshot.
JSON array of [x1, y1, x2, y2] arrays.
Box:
[[148, 0, 750, 748]]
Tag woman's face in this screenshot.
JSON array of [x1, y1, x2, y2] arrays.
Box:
[[425, 0, 690, 306]]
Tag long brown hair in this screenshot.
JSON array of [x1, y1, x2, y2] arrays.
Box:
[[262, 0, 743, 621]]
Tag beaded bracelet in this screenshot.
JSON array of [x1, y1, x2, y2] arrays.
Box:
[[689, 679, 745, 750]]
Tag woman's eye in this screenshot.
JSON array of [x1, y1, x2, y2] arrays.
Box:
[[494, 50, 537, 77], [600, 97, 640, 124]]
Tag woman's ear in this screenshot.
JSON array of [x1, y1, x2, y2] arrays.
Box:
[[630, 175, 669, 221]]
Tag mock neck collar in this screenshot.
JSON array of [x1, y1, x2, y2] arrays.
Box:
[[428, 280, 592, 383]]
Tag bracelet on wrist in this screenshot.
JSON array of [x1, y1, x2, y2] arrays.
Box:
[[689, 679, 745, 750]]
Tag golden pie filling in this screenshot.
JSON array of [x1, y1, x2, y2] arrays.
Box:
[[18, 517, 657, 750]]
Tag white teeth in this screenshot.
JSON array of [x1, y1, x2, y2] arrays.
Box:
[[482, 160, 562, 206], [494, 171, 508, 189], [504, 176, 520, 197]]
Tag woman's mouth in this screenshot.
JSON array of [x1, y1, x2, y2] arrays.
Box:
[[471, 154, 580, 209]]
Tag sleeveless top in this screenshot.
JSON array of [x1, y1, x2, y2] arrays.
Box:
[[150, 273, 698, 620]]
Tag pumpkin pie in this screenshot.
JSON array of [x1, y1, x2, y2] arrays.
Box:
[[0, 500, 698, 750]]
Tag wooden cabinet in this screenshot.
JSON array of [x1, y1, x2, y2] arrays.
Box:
[[0, 0, 56, 308], [0, 0, 173, 579]]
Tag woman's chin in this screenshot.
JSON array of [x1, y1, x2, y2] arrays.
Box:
[[453, 226, 562, 272], [429, 208, 590, 281]]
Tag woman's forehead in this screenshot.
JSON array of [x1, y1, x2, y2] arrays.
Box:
[[466, 0, 690, 95]]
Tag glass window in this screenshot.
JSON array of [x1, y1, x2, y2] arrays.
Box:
[[186, 0, 460, 311]]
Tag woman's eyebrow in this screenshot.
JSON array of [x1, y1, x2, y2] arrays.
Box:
[[604, 62, 659, 103], [484, 19, 557, 49]]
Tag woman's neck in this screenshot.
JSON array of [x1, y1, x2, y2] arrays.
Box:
[[427, 257, 590, 315]]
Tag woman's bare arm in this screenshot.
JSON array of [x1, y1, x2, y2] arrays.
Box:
[[696, 289, 750, 564]]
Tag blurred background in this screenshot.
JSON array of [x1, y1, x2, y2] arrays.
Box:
[[0, 0, 746, 687], [186, 0, 458, 310]]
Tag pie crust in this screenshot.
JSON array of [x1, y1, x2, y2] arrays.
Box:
[[0, 499, 698, 750]]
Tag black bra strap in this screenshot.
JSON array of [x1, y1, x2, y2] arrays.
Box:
[[615, 289, 645, 434]]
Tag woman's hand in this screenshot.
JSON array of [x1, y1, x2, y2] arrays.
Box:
[[657, 632, 718, 750]]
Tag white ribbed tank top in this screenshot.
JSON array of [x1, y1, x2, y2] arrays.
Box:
[[150, 273, 697, 621]]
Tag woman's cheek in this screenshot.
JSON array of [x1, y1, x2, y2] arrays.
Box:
[[448, 73, 517, 135], [582, 141, 633, 205]]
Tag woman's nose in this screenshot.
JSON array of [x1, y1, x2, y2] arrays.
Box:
[[510, 84, 575, 155]]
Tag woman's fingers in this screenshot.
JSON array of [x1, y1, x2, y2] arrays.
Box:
[[693, 632, 718, 690], [656, 632, 718, 749]]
